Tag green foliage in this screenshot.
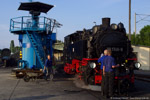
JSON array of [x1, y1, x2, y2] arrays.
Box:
[[139, 25, 150, 46], [56, 40, 64, 43], [10, 40, 15, 53], [10, 40, 21, 53], [15, 46, 21, 52], [131, 25, 150, 46], [131, 33, 135, 45]]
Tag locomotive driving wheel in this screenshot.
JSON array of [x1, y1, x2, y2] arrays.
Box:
[[87, 75, 95, 85], [24, 75, 30, 82], [118, 79, 129, 96]]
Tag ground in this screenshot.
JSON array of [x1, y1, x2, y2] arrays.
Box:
[[0, 67, 150, 100], [0, 68, 100, 100]]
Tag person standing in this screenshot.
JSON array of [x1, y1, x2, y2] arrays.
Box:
[[103, 49, 119, 98], [98, 49, 108, 96], [44, 54, 53, 80]]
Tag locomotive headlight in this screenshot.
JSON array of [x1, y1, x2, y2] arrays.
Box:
[[134, 62, 141, 69], [111, 24, 118, 30], [89, 62, 96, 69]]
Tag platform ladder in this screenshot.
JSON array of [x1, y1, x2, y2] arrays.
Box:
[[26, 31, 45, 69], [46, 34, 51, 54], [32, 32, 46, 62]]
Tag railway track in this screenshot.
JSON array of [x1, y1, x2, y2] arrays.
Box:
[[135, 74, 150, 82]]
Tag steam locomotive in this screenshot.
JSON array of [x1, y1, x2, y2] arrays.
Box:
[[64, 18, 141, 94]]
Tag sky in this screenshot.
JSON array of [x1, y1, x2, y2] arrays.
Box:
[[0, 0, 150, 49]]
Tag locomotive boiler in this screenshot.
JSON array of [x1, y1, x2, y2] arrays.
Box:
[[64, 18, 141, 94]]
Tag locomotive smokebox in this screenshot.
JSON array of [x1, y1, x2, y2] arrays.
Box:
[[102, 18, 110, 27]]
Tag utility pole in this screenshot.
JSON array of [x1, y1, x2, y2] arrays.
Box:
[[135, 13, 136, 44], [129, 0, 131, 41]]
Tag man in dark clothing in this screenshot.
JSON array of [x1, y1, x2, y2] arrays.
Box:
[[103, 49, 119, 98], [98, 49, 108, 96], [44, 55, 53, 80]]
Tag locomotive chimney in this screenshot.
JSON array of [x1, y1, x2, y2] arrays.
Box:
[[102, 18, 110, 27]]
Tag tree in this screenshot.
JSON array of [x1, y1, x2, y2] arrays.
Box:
[[130, 25, 150, 46], [10, 40, 15, 53], [15, 46, 21, 52], [131, 33, 142, 45], [135, 34, 142, 45], [131, 33, 135, 45], [56, 40, 64, 43], [10, 40, 21, 53], [139, 25, 150, 46]]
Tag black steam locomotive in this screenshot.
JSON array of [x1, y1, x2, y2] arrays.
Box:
[[64, 18, 140, 94]]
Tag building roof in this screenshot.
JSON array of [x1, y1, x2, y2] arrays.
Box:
[[18, 2, 54, 13], [53, 43, 64, 51]]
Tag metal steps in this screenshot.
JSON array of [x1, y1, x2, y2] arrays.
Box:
[[26, 31, 45, 69]]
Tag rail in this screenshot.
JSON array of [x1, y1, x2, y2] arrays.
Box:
[[10, 16, 61, 32]]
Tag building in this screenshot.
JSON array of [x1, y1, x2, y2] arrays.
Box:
[[132, 45, 150, 70], [53, 42, 64, 62]]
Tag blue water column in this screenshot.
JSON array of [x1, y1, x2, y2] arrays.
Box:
[[10, 1, 61, 69]]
